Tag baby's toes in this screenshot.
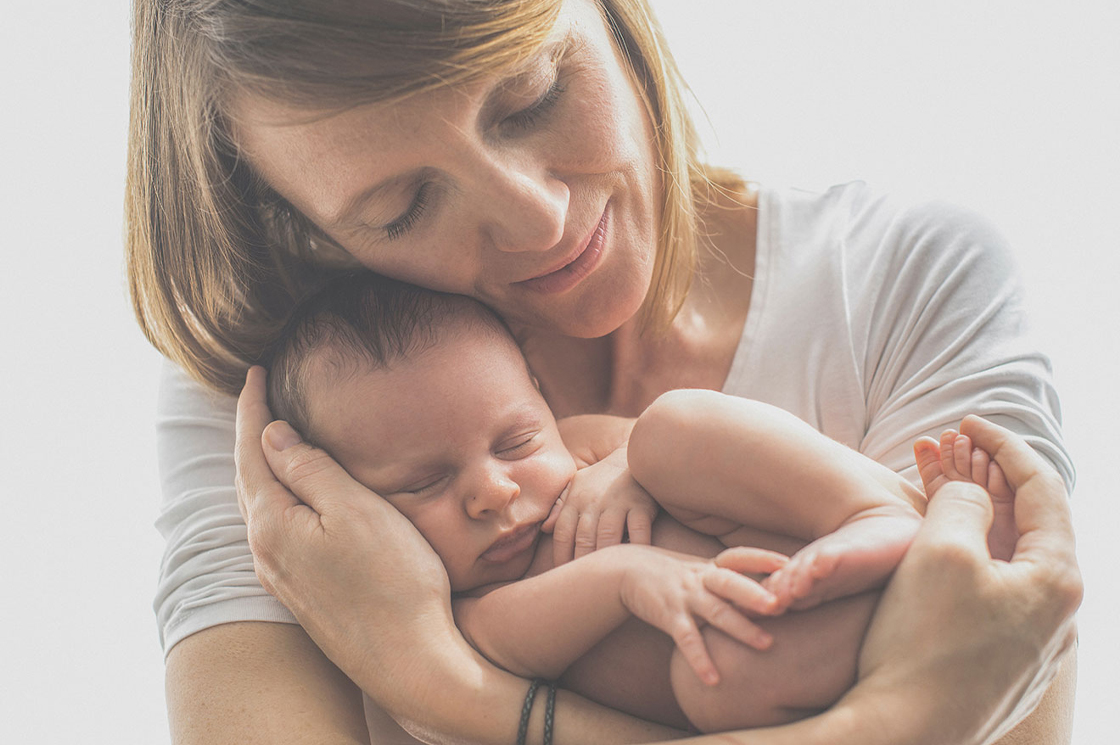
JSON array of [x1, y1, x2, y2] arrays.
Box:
[[762, 569, 794, 611], [952, 434, 974, 481], [940, 430, 962, 479]]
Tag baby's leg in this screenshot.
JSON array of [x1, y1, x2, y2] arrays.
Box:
[[629, 390, 922, 610], [670, 591, 877, 732], [915, 425, 1017, 560]]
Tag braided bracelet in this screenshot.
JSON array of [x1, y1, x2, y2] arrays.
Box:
[[516, 678, 543, 745], [543, 680, 557, 745]]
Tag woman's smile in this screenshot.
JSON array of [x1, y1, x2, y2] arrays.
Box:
[[515, 204, 610, 294]]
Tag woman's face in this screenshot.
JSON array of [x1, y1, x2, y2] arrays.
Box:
[[234, 0, 660, 338]]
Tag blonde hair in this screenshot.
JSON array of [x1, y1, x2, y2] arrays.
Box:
[[126, 0, 742, 395]]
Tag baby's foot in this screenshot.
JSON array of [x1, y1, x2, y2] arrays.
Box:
[[762, 506, 921, 611], [915, 428, 1017, 560]]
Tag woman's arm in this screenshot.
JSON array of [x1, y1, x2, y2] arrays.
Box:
[[153, 362, 371, 743], [166, 622, 368, 745], [242, 369, 1079, 745]]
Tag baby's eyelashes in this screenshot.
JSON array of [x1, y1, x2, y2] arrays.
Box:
[[396, 473, 450, 495], [495, 432, 542, 458]]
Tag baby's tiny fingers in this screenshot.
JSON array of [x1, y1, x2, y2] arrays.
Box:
[[542, 490, 567, 533], [669, 618, 720, 686], [573, 511, 600, 560], [713, 546, 789, 575], [704, 568, 780, 615], [551, 508, 579, 566], [626, 509, 654, 546], [701, 598, 774, 651], [596, 510, 627, 550]]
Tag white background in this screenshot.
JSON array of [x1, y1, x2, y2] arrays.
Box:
[[1, 1, 1116, 742]]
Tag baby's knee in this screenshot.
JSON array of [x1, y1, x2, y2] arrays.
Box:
[[670, 617, 861, 733], [630, 389, 724, 484]]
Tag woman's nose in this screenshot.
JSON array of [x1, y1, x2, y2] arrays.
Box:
[[474, 156, 569, 254], [465, 466, 521, 519]]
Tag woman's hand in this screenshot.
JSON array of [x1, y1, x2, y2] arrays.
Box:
[[799, 415, 1078, 744], [234, 367, 469, 720], [619, 546, 787, 687]]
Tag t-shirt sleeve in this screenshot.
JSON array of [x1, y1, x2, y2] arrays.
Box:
[[853, 197, 1074, 491], [153, 360, 296, 655]]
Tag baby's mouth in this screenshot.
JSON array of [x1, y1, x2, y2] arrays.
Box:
[[481, 522, 542, 563]]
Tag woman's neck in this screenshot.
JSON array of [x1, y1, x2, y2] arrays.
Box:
[[524, 184, 759, 419]]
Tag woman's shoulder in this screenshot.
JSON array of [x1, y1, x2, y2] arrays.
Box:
[[755, 180, 1021, 312], [762, 180, 1014, 266]]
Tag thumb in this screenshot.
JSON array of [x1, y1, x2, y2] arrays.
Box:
[[910, 480, 994, 562], [262, 420, 363, 515]]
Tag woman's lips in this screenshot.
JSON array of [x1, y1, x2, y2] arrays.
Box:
[[481, 522, 542, 564], [516, 207, 609, 295]]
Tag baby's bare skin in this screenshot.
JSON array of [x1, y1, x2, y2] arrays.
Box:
[[531, 514, 880, 731], [628, 390, 924, 612]]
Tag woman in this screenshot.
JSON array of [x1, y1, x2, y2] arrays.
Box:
[[128, 1, 1081, 743]]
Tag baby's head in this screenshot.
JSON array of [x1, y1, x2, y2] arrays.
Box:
[[266, 273, 575, 591]]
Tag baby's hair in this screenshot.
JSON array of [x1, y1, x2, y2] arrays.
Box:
[[262, 272, 511, 442]]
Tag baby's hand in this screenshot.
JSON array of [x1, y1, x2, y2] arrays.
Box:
[[619, 546, 787, 686], [543, 446, 659, 566]]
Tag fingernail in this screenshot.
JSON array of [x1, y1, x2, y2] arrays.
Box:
[[266, 421, 301, 451]]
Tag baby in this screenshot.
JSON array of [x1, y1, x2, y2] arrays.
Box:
[[263, 272, 1014, 733]]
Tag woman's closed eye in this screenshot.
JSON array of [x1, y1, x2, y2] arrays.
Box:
[[377, 76, 563, 243], [383, 181, 435, 242], [502, 76, 566, 131]]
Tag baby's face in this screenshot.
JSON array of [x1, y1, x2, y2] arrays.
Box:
[[306, 327, 576, 592]]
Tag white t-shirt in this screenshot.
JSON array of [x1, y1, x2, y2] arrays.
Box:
[[152, 181, 1074, 653]]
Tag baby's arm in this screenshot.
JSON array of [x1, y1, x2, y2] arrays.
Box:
[[452, 544, 784, 685]]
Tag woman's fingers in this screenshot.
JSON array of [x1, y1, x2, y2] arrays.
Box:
[[261, 420, 362, 517], [235, 366, 300, 522], [909, 479, 993, 563], [959, 416, 1081, 611]]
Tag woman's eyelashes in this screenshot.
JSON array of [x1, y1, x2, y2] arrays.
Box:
[[503, 77, 566, 131], [378, 69, 567, 242], [383, 181, 434, 242]]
